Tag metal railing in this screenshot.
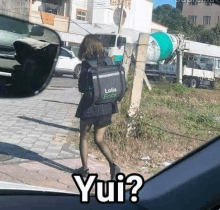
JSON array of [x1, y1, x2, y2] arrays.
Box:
[[39, 3, 64, 16]]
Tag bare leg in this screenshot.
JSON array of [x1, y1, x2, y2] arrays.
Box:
[[93, 125, 114, 165], [79, 120, 92, 169]]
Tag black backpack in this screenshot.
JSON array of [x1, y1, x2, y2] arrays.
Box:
[[82, 57, 127, 105]]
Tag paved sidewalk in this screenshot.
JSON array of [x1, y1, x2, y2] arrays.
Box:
[[0, 79, 81, 164], [0, 157, 111, 193], [0, 156, 152, 193], [0, 77, 84, 191]]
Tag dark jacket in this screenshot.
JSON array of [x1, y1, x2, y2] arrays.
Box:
[[75, 57, 118, 119]]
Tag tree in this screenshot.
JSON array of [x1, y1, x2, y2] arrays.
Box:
[[153, 4, 197, 39], [212, 23, 220, 46], [152, 4, 174, 23]]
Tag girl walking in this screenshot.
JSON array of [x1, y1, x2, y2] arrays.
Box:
[[72, 34, 121, 180]]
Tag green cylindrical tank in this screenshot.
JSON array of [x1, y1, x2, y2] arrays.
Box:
[[147, 31, 178, 63]]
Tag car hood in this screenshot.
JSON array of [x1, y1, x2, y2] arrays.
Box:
[[0, 181, 77, 195], [0, 30, 28, 49]]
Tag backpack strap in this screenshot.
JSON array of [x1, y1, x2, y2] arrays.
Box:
[[86, 57, 113, 67], [86, 60, 98, 68], [118, 66, 126, 101]]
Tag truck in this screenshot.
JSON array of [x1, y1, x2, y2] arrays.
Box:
[[95, 33, 127, 64], [145, 32, 220, 89], [158, 55, 220, 89]]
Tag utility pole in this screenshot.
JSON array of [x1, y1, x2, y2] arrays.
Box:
[[177, 50, 183, 84], [118, 0, 124, 35], [126, 33, 151, 137]]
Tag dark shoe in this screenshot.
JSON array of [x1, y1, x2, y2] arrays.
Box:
[[71, 167, 89, 179], [110, 164, 121, 180]]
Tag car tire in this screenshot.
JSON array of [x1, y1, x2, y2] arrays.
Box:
[[189, 78, 198, 88], [210, 81, 216, 90], [159, 73, 166, 82], [74, 64, 81, 79]]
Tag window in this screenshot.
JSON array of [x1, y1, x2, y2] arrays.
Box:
[[188, 15, 197, 24], [117, 36, 126, 47], [218, 16, 220, 23], [203, 16, 211, 25], [189, 0, 198, 5], [95, 34, 116, 47], [71, 46, 79, 57], [76, 9, 87, 21], [218, 60, 220, 68], [60, 49, 72, 58]]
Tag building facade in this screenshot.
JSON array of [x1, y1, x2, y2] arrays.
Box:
[[0, 0, 166, 51], [68, 0, 154, 45], [177, 0, 220, 29], [90, 0, 153, 34]]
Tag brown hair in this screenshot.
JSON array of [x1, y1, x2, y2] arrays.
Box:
[[78, 34, 104, 60]]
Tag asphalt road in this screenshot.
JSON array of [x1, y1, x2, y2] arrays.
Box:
[[50, 74, 158, 89], [49, 75, 78, 89]]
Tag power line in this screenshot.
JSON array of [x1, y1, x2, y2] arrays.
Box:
[[69, 19, 91, 34]]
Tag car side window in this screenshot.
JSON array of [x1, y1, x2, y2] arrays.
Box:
[[60, 49, 72, 58], [218, 60, 220, 68]]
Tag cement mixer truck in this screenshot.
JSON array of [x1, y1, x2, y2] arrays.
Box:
[[145, 31, 220, 89]]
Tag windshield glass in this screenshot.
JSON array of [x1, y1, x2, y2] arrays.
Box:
[[71, 46, 79, 57], [186, 55, 214, 71], [0, 0, 220, 199], [95, 34, 116, 47]]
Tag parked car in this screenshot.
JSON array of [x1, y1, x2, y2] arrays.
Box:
[[54, 47, 82, 79], [0, 16, 44, 57]]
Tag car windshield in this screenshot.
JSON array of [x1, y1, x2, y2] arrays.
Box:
[[0, 16, 29, 34], [0, 1, 220, 200], [95, 34, 116, 47], [71, 46, 79, 57]]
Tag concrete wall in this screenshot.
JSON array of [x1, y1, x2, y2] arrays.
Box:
[[0, 0, 30, 21], [181, 1, 220, 29], [87, 0, 93, 24]]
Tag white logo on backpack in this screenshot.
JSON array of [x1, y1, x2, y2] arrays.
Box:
[[104, 88, 117, 94]]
